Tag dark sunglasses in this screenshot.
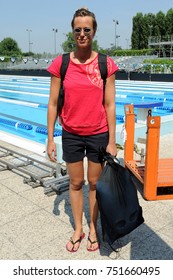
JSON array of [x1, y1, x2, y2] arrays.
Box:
[[73, 27, 92, 36]]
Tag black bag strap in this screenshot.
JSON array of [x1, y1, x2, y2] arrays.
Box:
[[57, 53, 70, 116], [98, 53, 107, 91], [99, 146, 119, 167], [60, 53, 70, 86]]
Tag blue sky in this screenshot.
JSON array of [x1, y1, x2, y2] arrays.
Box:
[[0, 0, 172, 54]]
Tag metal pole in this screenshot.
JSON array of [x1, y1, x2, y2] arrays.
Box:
[[113, 20, 118, 49], [26, 29, 32, 53], [52, 28, 58, 54], [116, 35, 120, 48]]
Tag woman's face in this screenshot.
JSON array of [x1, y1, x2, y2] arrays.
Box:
[[73, 16, 95, 48]]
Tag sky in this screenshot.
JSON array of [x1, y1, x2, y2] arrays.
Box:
[[0, 0, 173, 54]]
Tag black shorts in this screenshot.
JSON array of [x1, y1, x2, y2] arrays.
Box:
[[62, 129, 109, 163]]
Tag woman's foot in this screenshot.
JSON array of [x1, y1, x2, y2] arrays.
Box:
[[87, 232, 99, 252], [66, 232, 85, 252]]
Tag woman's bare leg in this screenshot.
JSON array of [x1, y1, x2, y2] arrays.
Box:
[[66, 161, 85, 251], [87, 160, 103, 250]]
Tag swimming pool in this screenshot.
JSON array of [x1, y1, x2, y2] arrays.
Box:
[[0, 75, 173, 145]]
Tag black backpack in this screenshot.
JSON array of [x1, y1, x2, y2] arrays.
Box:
[[57, 52, 108, 116]]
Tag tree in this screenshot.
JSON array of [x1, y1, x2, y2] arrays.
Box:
[[131, 13, 144, 49], [155, 11, 166, 37], [165, 8, 173, 36], [61, 32, 76, 52], [0, 37, 22, 56], [131, 10, 171, 50]]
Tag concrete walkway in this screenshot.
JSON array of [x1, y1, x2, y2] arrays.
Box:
[[0, 135, 173, 260]]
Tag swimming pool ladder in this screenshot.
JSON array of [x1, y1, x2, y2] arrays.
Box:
[[124, 104, 173, 200], [0, 143, 70, 196]]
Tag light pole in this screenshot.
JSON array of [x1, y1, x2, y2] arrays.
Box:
[[116, 35, 120, 48], [113, 19, 119, 49], [26, 29, 32, 53], [52, 28, 58, 54]]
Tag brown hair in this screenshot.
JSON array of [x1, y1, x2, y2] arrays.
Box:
[[71, 7, 97, 31]]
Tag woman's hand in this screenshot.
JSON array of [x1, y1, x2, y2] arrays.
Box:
[[47, 140, 57, 161], [106, 142, 117, 157]]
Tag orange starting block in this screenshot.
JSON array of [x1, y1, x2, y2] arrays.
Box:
[[124, 104, 173, 200]]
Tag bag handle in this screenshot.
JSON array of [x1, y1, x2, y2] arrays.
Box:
[[99, 146, 120, 166]]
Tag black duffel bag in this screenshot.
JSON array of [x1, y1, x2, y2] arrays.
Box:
[[96, 148, 144, 246]]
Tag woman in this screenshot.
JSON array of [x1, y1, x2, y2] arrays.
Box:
[[47, 7, 119, 252]]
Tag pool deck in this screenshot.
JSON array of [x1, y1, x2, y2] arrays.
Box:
[[0, 132, 173, 261]]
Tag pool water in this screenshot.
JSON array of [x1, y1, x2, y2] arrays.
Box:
[[0, 75, 173, 144]]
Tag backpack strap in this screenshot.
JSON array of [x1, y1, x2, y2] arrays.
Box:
[[60, 53, 70, 83], [60, 52, 107, 86], [98, 53, 108, 91], [57, 53, 70, 116]]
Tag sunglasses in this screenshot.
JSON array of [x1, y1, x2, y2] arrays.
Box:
[[73, 27, 92, 36]]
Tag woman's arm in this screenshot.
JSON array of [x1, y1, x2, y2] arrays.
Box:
[[47, 75, 61, 161], [104, 73, 117, 156]]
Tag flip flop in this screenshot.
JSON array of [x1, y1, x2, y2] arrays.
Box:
[[87, 234, 99, 252], [66, 233, 85, 252]]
